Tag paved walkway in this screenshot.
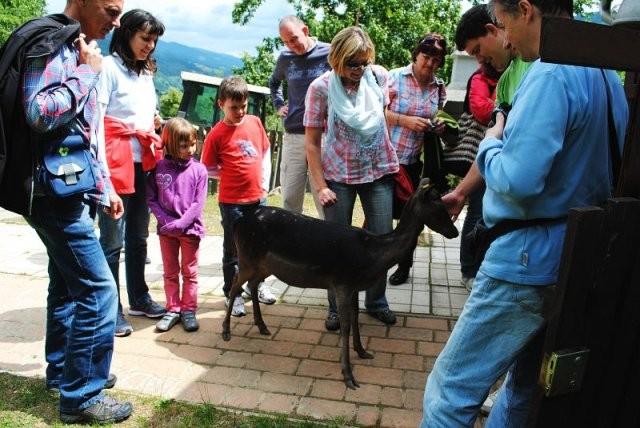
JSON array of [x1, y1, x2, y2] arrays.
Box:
[[0, 208, 469, 427]]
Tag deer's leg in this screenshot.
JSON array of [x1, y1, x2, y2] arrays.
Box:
[[249, 278, 270, 336], [222, 271, 246, 341], [336, 289, 358, 389], [351, 291, 373, 360]]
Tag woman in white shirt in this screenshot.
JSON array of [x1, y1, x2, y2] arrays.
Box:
[[97, 9, 166, 337]]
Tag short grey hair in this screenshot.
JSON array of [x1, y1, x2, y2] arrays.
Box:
[[489, 0, 573, 18], [279, 15, 305, 29]]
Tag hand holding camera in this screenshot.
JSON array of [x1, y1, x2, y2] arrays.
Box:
[[430, 118, 446, 134]]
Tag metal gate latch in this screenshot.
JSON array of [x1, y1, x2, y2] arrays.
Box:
[[541, 348, 590, 397]]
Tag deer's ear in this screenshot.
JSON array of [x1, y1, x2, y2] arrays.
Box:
[[418, 178, 431, 189]]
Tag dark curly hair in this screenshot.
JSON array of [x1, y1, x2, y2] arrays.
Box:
[[109, 9, 165, 75]]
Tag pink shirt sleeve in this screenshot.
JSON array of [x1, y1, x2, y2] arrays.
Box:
[[303, 75, 328, 128]]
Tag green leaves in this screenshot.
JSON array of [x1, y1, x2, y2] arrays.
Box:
[[0, 0, 45, 45], [231, 0, 463, 131], [233, 0, 461, 83], [159, 87, 183, 119]]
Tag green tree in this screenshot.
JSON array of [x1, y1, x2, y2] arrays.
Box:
[[571, 0, 599, 15], [159, 87, 182, 119], [232, 37, 283, 131], [234, 37, 280, 87], [470, 0, 599, 16], [0, 0, 45, 45], [234, 0, 460, 77], [233, 0, 461, 131]]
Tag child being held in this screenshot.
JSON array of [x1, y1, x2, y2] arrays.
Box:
[[201, 76, 274, 317], [147, 118, 208, 332]]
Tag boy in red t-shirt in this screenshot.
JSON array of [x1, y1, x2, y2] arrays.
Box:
[[201, 76, 274, 317]]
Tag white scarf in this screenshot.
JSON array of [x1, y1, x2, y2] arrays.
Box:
[[327, 67, 385, 145]]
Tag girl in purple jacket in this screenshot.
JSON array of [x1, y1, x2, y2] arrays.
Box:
[[147, 118, 208, 332]]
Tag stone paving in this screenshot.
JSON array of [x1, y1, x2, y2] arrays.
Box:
[[0, 207, 470, 427]]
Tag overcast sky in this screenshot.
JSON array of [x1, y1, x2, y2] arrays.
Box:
[[46, 0, 296, 57], [47, 1, 475, 58]]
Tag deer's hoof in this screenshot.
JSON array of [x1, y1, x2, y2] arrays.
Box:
[[345, 378, 359, 390], [258, 325, 271, 336], [222, 331, 231, 341], [358, 350, 374, 359]]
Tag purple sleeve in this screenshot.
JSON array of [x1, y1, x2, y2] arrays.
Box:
[[174, 165, 208, 229]]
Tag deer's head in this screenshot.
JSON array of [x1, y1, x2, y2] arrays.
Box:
[[412, 178, 458, 239]]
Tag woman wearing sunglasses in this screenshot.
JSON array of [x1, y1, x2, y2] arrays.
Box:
[[304, 26, 399, 331], [385, 33, 448, 286]]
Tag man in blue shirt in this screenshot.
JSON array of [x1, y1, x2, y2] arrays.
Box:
[[422, 0, 628, 426], [269, 16, 330, 219]]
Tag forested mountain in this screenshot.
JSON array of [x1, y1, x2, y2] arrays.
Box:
[[98, 36, 243, 94]]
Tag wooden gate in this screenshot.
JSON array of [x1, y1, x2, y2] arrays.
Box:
[[529, 199, 640, 426]]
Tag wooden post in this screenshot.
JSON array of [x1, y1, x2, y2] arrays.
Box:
[[527, 206, 605, 427], [617, 71, 640, 197]]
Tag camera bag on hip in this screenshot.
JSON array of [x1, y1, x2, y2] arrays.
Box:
[[467, 217, 567, 267], [37, 126, 97, 197]]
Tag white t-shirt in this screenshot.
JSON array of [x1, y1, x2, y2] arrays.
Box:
[[97, 53, 157, 163]]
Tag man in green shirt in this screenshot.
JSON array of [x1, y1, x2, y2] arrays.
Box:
[[456, 3, 531, 110], [447, 3, 532, 414], [496, 56, 531, 107]]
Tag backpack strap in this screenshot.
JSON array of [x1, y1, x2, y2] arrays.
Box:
[[487, 217, 567, 243], [600, 69, 621, 190]]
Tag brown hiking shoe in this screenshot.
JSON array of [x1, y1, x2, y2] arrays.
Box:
[[60, 395, 132, 424]]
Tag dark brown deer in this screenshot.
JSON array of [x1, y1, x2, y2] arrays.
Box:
[[222, 179, 458, 388]]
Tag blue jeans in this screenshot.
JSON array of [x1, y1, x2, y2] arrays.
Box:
[[219, 200, 264, 295], [324, 175, 394, 313], [421, 272, 554, 427], [98, 163, 150, 309], [460, 183, 485, 278], [25, 195, 117, 413]]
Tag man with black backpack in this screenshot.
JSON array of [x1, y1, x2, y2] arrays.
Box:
[[0, 0, 132, 424]]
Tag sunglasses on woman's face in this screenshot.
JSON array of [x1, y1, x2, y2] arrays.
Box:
[[420, 35, 444, 44], [419, 35, 445, 51], [345, 60, 371, 70]]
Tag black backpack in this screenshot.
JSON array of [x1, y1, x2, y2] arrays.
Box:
[[0, 14, 79, 215]]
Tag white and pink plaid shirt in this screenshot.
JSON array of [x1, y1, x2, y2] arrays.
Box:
[[387, 64, 446, 165], [303, 65, 398, 184]]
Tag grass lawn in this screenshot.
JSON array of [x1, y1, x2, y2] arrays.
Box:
[[0, 372, 345, 428]]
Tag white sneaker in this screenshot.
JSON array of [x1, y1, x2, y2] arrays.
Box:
[[225, 296, 246, 317], [461, 276, 475, 292], [242, 282, 277, 305]]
